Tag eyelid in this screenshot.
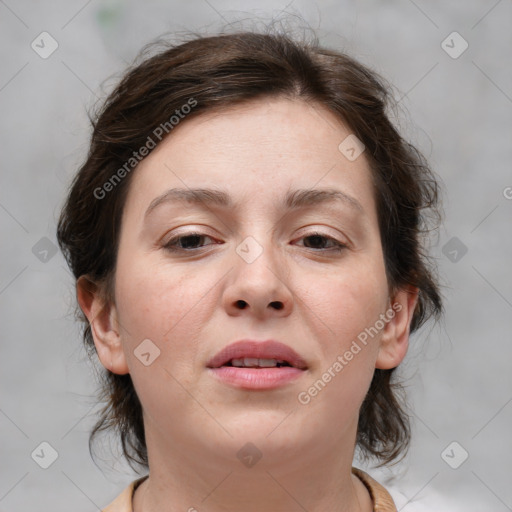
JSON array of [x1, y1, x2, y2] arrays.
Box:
[[162, 228, 349, 253], [293, 231, 348, 251], [162, 231, 217, 251], [293, 225, 351, 247], [160, 224, 216, 243], [296, 224, 348, 239]]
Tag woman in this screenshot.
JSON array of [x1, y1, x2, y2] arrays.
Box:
[[57, 30, 443, 512]]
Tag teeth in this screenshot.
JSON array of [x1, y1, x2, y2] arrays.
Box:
[[258, 358, 280, 367], [230, 357, 288, 368]]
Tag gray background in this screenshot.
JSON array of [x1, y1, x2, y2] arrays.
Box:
[[1, 1, 511, 511]]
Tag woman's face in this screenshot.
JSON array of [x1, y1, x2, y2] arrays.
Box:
[[88, 97, 415, 470]]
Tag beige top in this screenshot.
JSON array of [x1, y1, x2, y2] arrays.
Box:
[[102, 467, 397, 512]]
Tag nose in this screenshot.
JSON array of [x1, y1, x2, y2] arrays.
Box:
[[222, 238, 294, 319]]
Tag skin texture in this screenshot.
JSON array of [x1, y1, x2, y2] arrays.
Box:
[[78, 97, 418, 512]]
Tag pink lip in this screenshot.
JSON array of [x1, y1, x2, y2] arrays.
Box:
[[206, 340, 308, 369], [208, 367, 305, 390], [206, 339, 308, 390]]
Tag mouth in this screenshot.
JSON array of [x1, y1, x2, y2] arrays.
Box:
[[206, 339, 308, 370], [223, 358, 294, 368], [206, 340, 308, 390]]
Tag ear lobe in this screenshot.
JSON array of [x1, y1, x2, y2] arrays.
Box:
[[76, 275, 129, 375], [375, 286, 419, 370]]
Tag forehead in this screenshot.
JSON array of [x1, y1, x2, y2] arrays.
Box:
[[122, 97, 377, 221]]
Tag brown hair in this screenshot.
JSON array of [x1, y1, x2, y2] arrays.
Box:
[[57, 29, 443, 470]]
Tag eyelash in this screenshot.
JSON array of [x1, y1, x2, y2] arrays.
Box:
[[162, 231, 347, 253]]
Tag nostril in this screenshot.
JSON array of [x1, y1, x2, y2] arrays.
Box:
[[234, 300, 283, 310]]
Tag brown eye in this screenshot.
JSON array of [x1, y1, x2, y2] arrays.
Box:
[[163, 232, 217, 252], [297, 232, 347, 252]]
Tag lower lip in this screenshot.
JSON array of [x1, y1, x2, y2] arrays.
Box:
[[207, 366, 305, 390]]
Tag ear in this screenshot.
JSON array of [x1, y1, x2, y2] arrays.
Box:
[[76, 275, 129, 375], [375, 285, 419, 370]]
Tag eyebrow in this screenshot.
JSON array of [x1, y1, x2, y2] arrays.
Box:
[[144, 186, 364, 219]]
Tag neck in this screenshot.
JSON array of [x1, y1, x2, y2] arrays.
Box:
[[133, 430, 373, 512]]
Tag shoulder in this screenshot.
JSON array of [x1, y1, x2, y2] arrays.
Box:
[[102, 470, 395, 512], [352, 467, 397, 512], [101, 475, 148, 512]]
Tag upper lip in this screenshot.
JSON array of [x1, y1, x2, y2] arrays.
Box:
[[206, 340, 308, 369]]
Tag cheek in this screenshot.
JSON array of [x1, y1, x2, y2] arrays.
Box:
[[112, 260, 199, 415], [298, 267, 387, 423], [114, 255, 216, 370], [303, 256, 389, 349]]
